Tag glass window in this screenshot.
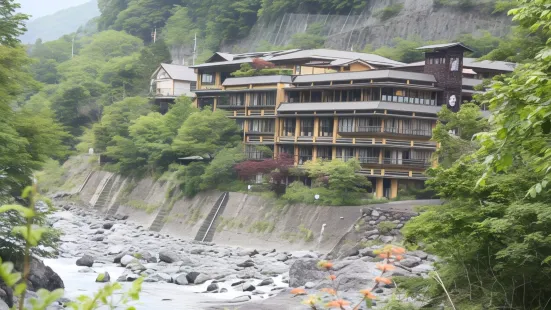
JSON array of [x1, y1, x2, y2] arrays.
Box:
[[336, 147, 354, 161], [229, 93, 244, 106], [358, 148, 380, 163], [311, 91, 322, 102], [281, 119, 296, 137], [246, 145, 266, 160], [300, 118, 314, 136], [385, 118, 398, 133], [357, 117, 380, 132], [249, 119, 274, 133], [298, 147, 313, 164], [201, 73, 214, 85], [319, 118, 333, 137], [338, 117, 354, 132], [317, 146, 332, 159], [288, 91, 300, 103]]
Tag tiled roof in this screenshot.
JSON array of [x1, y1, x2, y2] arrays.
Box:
[[416, 42, 474, 52], [159, 63, 196, 81]]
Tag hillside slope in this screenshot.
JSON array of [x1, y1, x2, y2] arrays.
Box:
[[221, 0, 511, 52], [20, 0, 100, 43]]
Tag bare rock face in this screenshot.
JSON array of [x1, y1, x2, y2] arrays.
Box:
[[288, 259, 326, 288]]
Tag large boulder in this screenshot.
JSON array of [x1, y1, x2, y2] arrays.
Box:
[[186, 272, 200, 284], [194, 274, 211, 285], [158, 250, 180, 263], [258, 278, 274, 286], [260, 261, 288, 276], [206, 283, 218, 292], [76, 255, 94, 267], [0, 299, 8, 310], [27, 259, 65, 292], [289, 259, 326, 287], [0, 282, 13, 307], [95, 272, 110, 283], [237, 260, 255, 268]]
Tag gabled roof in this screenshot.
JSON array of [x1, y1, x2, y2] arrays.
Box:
[[416, 42, 474, 52], [153, 63, 196, 81], [400, 58, 517, 73]]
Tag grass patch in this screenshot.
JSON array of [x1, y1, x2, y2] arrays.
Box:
[[36, 159, 67, 194], [377, 221, 397, 234], [186, 207, 203, 225], [126, 200, 159, 214], [248, 220, 276, 234], [298, 224, 314, 242]]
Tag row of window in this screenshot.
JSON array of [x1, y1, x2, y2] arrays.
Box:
[[279, 117, 433, 137], [277, 146, 433, 165], [287, 87, 437, 106], [218, 92, 276, 106]]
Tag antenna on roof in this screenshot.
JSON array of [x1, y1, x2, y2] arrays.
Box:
[[193, 33, 197, 66]]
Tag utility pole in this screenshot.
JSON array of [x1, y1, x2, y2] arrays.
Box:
[[71, 29, 79, 58], [193, 33, 197, 66], [151, 28, 157, 43]]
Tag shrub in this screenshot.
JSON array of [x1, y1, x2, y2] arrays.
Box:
[[377, 221, 396, 234], [375, 4, 404, 21]]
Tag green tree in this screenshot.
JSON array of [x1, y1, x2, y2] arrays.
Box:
[[288, 22, 326, 49], [0, 0, 28, 47], [367, 37, 428, 63], [200, 146, 246, 190], [172, 109, 241, 158], [92, 96, 151, 151], [164, 96, 198, 136], [162, 6, 197, 48]]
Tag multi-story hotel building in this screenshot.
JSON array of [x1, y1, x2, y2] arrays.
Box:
[[190, 44, 516, 199]]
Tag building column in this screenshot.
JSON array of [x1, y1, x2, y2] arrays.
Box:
[[313, 146, 318, 161], [295, 117, 300, 142], [375, 178, 384, 198], [313, 117, 319, 137], [332, 116, 338, 143], [390, 179, 398, 199]]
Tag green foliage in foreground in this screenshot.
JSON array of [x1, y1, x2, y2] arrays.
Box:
[[402, 2, 551, 308], [0, 186, 143, 309]]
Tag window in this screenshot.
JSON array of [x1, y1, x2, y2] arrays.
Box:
[[358, 148, 380, 163], [317, 146, 332, 159], [220, 72, 231, 84], [278, 145, 294, 156], [311, 91, 322, 102], [198, 97, 214, 110], [251, 92, 276, 106], [300, 118, 314, 136], [384, 118, 398, 134], [229, 93, 244, 106], [281, 119, 296, 137], [295, 65, 301, 75], [246, 145, 266, 160], [338, 117, 354, 132], [357, 117, 381, 132], [235, 119, 244, 131], [288, 91, 300, 103], [201, 73, 214, 85], [336, 147, 354, 161], [249, 119, 274, 133], [319, 118, 333, 137], [323, 90, 334, 102], [298, 147, 313, 165], [413, 120, 433, 136]]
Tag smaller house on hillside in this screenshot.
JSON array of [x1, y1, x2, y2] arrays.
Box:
[[151, 63, 197, 98], [151, 63, 197, 113]]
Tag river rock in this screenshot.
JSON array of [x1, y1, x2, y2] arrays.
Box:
[[230, 295, 251, 303], [371, 210, 380, 217], [275, 253, 288, 262], [26, 259, 65, 292], [102, 222, 114, 229], [174, 274, 189, 285], [290, 251, 318, 259], [95, 272, 110, 283], [145, 273, 172, 283], [289, 259, 326, 287], [0, 299, 8, 310], [0, 283, 12, 308], [258, 278, 274, 286], [78, 267, 96, 273], [359, 248, 376, 258], [231, 280, 246, 286], [410, 250, 429, 260], [243, 283, 255, 292], [412, 264, 434, 274], [400, 257, 422, 268], [206, 283, 219, 292], [159, 250, 180, 263], [186, 272, 200, 284], [220, 288, 228, 293], [237, 260, 255, 268], [305, 281, 315, 289], [190, 248, 204, 255], [94, 229, 104, 234], [127, 261, 146, 273], [260, 262, 288, 275], [379, 236, 394, 244], [76, 255, 94, 267], [120, 255, 137, 267], [139, 251, 157, 263], [238, 249, 259, 257], [126, 274, 139, 282], [91, 236, 104, 241], [108, 245, 124, 255], [194, 273, 211, 284]]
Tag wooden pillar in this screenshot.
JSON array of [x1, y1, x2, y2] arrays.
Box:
[[332, 146, 337, 160], [295, 117, 300, 142], [380, 118, 385, 133], [332, 116, 338, 143], [313, 117, 319, 137], [313, 146, 318, 161], [294, 145, 299, 166], [390, 179, 398, 199], [375, 178, 384, 198]]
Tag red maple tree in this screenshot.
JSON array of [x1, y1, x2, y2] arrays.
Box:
[[251, 58, 276, 69], [234, 153, 294, 183]]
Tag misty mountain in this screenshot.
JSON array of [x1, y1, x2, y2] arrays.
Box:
[[20, 0, 100, 44], [18, 0, 91, 19]]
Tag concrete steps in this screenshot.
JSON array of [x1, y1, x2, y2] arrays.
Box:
[[194, 192, 229, 242], [93, 176, 115, 210], [149, 205, 170, 232]]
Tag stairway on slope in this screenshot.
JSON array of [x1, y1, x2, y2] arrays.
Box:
[[93, 176, 115, 210], [149, 203, 170, 232], [194, 192, 229, 242]]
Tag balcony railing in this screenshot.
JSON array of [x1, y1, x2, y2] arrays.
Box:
[[336, 155, 355, 162], [298, 155, 313, 165], [382, 158, 431, 167], [359, 157, 380, 164], [339, 126, 432, 137]]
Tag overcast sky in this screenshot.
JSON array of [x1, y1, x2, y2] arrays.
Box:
[[17, 0, 92, 20]]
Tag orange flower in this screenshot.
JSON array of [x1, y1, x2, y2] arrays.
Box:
[[290, 288, 307, 295], [359, 289, 377, 300], [317, 260, 334, 270], [325, 299, 351, 308], [374, 277, 393, 285], [328, 274, 337, 281], [376, 264, 396, 272], [391, 247, 406, 255], [302, 295, 320, 306], [395, 255, 404, 261], [320, 288, 337, 295], [379, 252, 390, 259]]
